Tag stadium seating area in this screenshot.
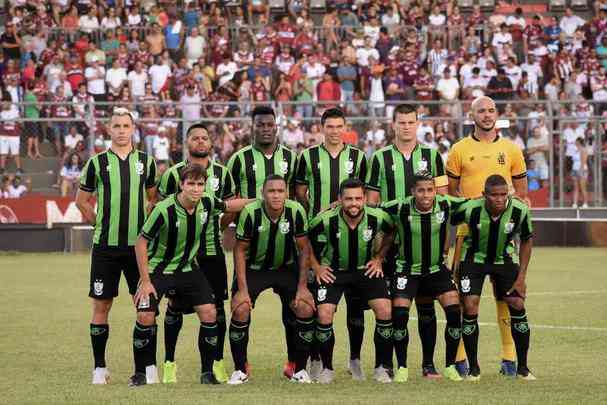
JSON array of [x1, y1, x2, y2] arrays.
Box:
[[0, 0, 606, 205]]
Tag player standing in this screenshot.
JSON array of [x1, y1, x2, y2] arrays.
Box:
[[308, 179, 394, 384], [76, 108, 157, 384], [227, 175, 315, 385], [451, 175, 535, 380], [130, 164, 251, 386], [227, 106, 299, 378], [294, 107, 367, 380], [446, 96, 528, 377], [379, 172, 466, 382], [157, 123, 235, 383], [366, 103, 448, 378]]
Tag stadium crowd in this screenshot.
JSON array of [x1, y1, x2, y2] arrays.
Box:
[[1, 0, 607, 203]]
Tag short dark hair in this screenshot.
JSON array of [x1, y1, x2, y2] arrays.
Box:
[[411, 171, 435, 188], [339, 178, 364, 196], [251, 105, 276, 121], [484, 174, 508, 192], [180, 163, 208, 182], [392, 104, 417, 122], [321, 107, 346, 126], [186, 122, 209, 137], [263, 174, 286, 189]]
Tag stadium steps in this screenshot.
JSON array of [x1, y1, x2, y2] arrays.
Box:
[[5, 142, 62, 195]]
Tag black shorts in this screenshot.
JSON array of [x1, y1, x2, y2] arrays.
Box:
[[137, 271, 216, 313], [197, 254, 229, 301], [316, 271, 390, 306], [89, 246, 139, 299], [459, 262, 520, 300], [232, 267, 299, 306], [392, 265, 457, 300]]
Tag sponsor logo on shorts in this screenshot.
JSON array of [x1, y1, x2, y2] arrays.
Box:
[[93, 279, 104, 296], [396, 276, 408, 290], [460, 276, 471, 293], [317, 286, 327, 302]]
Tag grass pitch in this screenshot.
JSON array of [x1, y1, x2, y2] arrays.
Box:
[[1, 248, 606, 404]]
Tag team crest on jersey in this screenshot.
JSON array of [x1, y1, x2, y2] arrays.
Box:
[[93, 279, 104, 296], [362, 228, 373, 242], [396, 276, 408, 290], [317, 286, 327, 302], [279, 160, 289, 175], [279, 221, 290, 234], [209, 176, 220, 192], [504, 221, 515, 234], [497, 152, 506, 165], [416, 159, 428, 173], [200, 210, 208, 225], [460, 276, 471, 293], [344, 159, 354, 175], [135, 161, 144, 175], [435, 211, 445, 224]]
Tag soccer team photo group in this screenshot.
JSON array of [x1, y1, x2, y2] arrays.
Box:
[[76, 98, 538, 389]]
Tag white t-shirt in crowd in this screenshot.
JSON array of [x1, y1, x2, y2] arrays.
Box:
[[128, 70, 148, 98], [85, 66, 106, 95], [185, 35, 206, 62], [64, 133, 84, 150], [7, 184, 27, 198], [106, 67, 127, 92], [366, 128, 385, 144], [153, 136, 171, 161], [436, 77, 460, 100], [149, 64, 172, 94], [180, 93, 202, 121]]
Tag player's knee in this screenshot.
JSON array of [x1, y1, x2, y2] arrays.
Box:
[[137, 311, 155, 326], [231, 303, 250, 322], [463, 297, 480, 315], [317, 305, 334, 324], [505, 297, 525, 312], [91, 298, 112, 321], [372, 301, 392, 320], [393, 297, 411, 308], [196, 304, 217, 323], [295, 302, 314, 318]]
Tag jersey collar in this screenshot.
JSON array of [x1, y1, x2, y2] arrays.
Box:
[[320, 142, 348, 157], [392, 142, 419, 157], [471, 133, 500, 143], [252, 142, 280, 157], [108, 147, 134, 161], [262, 201, 286, 223], [174, 193, 200, 216], [338, 205, 367, 229], [411, 196, 440, 214]]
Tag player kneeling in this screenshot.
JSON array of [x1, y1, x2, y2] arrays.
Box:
[[227, 175, 316, 385], [129, 164, 250, 386], [308, 179, 394, 384]]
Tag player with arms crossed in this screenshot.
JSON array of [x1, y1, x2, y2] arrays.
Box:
[[130, 164, 251, 386], [447, 96, 528, 377], [450, 175, 535, 381], [308, 179, 394, 384], [157, 123, 236, 383], [76, 108, 157, 384], [228, 175, 316, 385], [295, 107, 368, 380], [227, 106, 300, 378], [366, 103, 449, 379], [379, 172, 467, 382]]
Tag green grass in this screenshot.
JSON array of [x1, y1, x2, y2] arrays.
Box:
[[1, 248, 607, 404]]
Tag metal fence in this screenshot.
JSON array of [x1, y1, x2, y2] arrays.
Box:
[[8, 99, 607, 207]]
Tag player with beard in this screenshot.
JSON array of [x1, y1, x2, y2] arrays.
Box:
[[446, 96, 528, 377], [156, 123, 236, 383], [227, 106, 299, 378]]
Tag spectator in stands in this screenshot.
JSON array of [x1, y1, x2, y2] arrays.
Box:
[[436, 67, 460, 118], [527, 126, 550, 188], [23, 82, 42, 160], [1, 22, 21, 61], [154, 126, 171, 175], [316, 72, 341, 116], [561, 8, 586, 39], [84, 56, 107, 103], [283, 119, 304, 150], [571, 137, 590, 208], [527, 160, 541, 192], [79, 6, 100, 34], [487, 68, 514, 107], [0, 100, 22, 175], [5, 174, 29, 199], [60, 153, 83, 197]]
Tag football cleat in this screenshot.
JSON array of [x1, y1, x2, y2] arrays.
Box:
[[466, 367, 481, 382], [128, 372, 147, 387], [227, 370, 249, 385], [373, 366, 392, 383], [422, 364, 442, 380], [349, 359, 365, 381], [393, 367, 408, 383], [500, 360, 517, 377], [517, 367, 537, 381], [213, 360, 229, 383], [290, 369, 312, 383], [145, 365, 159, 384], [455, 359, 469, 377], [92, 367, 110, 385], [200, 372, 221, 385], [443, 365, 464, 381], [162, 361, 177, 383], [308, 360, 322, 382], [317, 368, 335, 384], [283, 361, 296, 379]]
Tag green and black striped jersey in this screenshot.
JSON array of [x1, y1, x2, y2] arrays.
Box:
[[451, 197, 533, 265], [308, 206, 393, 272], [227, 144, 297, 198], [295, 143, 367, 217], [141, 194, 225, 274], [235, 199, 307, 271], [366, 144, 448, 201], [79, 149, 156, 248], [157, 160, 235, 257], [381, 195, 467, 275]]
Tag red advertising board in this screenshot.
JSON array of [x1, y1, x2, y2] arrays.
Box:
[[0, 195, 84, 225]]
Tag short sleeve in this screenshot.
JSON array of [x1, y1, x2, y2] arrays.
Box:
[[379, 199, 401, 219], [294, 151, 309, 185], [79, 158, 97, 192], [510, 143, 527, 179], [236, 207, 253, 241], [433, 150, 448, 188], [446, 145, 462, 179], [519, 208, 533, 241], [294, 203, 308, 236], [450, 200, 471, 226], [358, 152, 368, 182], [211, 196, 226, 214], [157, 168, 177, 198], [141, 206, 165, 240], [146, 157, 157, 188], [227, 153, 241, 196], [366, 152, 382, 191]]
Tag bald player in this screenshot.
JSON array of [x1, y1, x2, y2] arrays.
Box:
[[446, 96, 528, 377]]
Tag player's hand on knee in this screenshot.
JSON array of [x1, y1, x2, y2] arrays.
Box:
[[295, 286, 316, 312], [134, 279, 157, 307], [507, 276, 527, 299], [232, 291, 252, 313], [364, 258, 383, 278], [315, 265, 335, 284]]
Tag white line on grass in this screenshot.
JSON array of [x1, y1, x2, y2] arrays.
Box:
[[409, 317, 607, 332], [481, 289, 607, 298]]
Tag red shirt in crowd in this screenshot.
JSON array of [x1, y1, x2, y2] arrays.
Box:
[[317, 79, 341, 107]]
